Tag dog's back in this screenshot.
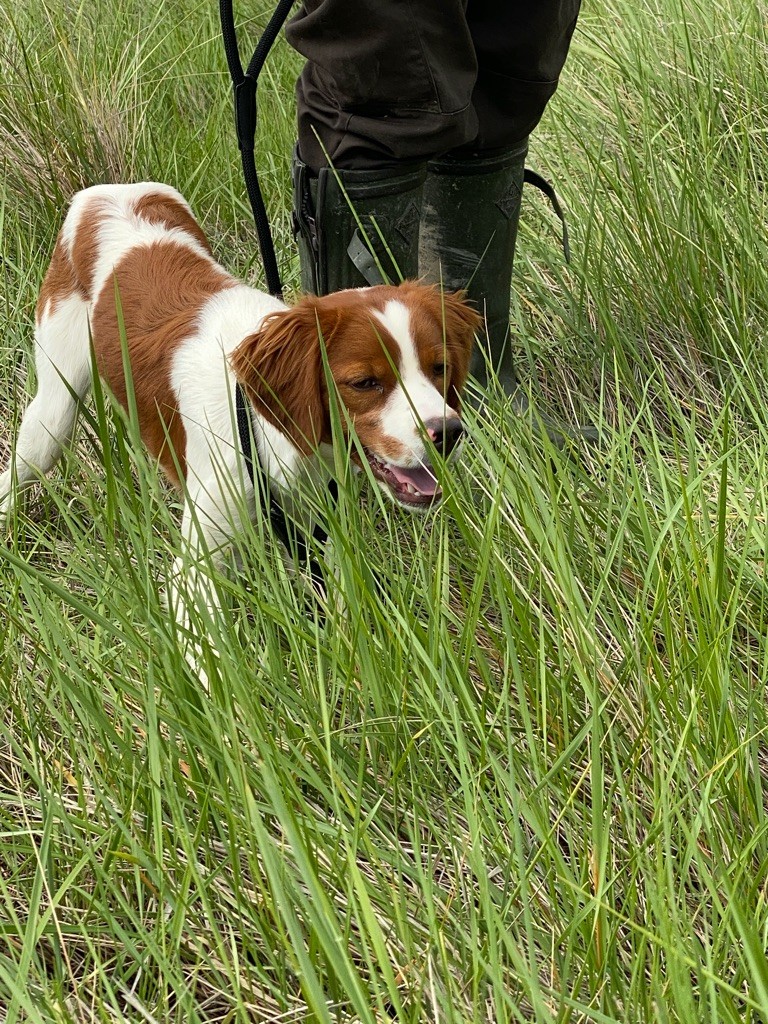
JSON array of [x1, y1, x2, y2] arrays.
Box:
[[1, 183, 237, 502], [40, 183, 211, 318]]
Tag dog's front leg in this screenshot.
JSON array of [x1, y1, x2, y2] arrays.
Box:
[[168, 555, 223, 689], [169, 488, 239, 689]]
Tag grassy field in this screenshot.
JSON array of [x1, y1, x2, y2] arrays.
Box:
[[1, 1, 768, 1020]]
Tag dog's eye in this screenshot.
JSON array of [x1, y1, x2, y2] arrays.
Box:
[[433, 363, 447, 377], [349, 377, 381, 392]]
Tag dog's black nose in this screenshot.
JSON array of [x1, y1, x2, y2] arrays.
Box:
[[426, 417, 464, 457]]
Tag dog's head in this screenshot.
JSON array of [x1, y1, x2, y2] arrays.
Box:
[[230, 281, 481, 508]]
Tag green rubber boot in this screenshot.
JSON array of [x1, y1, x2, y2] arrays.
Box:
[[419, 141, 600, 443], [292, 148, 425, 295], [418, 140, 528, 395]]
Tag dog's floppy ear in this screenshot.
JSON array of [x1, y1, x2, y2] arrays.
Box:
[[230, 298, 336, 451], [441, 288, 482, 398], [416, 285, 482, 406]]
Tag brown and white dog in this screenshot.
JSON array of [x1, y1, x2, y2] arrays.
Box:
[[0, 183, 480, 643]]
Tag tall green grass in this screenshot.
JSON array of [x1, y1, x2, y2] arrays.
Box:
[[2, 1, 768, 1020]]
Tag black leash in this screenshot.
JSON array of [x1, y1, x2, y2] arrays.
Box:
[[219, 0, 295, 299], [223, 1, 337, 596], [235, 382, 335, 595]]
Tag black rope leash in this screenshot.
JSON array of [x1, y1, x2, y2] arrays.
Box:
[[222, 1, 339, 596], [219, 0, 295, 299]]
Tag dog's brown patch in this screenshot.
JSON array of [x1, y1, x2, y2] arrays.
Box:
[[322, 292, 407, 457], [37, 239, 82, 323], [37, 195, 109, 320], [91, 239, 234, 486], [68, 197, 107, 304], [133, 191, 212, 255]]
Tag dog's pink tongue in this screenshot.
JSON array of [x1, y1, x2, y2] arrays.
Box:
[[389, 464, 439, 495]]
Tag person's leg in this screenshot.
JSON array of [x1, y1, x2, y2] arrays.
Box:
[[286, 0, 477, 172], [419, 0, 581, 391], [286, 0, 584, 397], [419, 142, 528, 392], [465, 0, 581, 153], [286, 0, 479, 293]]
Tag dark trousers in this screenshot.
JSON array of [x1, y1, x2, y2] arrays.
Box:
[[285, 0, 582, 172]]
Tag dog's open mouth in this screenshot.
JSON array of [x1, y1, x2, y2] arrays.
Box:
[[365, 453, 441, 508]]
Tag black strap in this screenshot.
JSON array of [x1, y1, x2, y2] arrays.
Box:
[[222, 3, 339, 594], [347, 231, 386, 287], [220, 0, 295, 299], [524, 168, 571, 263], [235, 382, 334, 594]]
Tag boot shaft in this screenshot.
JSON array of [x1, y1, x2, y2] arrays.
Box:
[[292, 150, 425, 294], [419, 141, 528, 390], [291, 141, 528, 393]]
